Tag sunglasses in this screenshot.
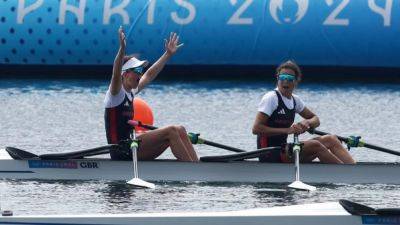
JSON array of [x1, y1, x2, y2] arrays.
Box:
[[127, 67, 144, 76], [278, 73, 296, 82]]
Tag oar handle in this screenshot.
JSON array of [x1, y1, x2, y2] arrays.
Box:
[[200, 146, 281, 162], [309, 129, 400, 157], [200, 139, 245, 153], [309, 129, 353, 143], [128, 120, 246, 153], [128, 120, 157, 130]]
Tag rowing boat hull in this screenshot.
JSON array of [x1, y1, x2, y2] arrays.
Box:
[[0, 152, 399, 184], [0, 202, 387, 225], [0, 215, 364, 225]]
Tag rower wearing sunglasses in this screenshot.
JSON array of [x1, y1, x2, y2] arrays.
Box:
[[252, 60, 355, 164], [104, 27, 198, 162]]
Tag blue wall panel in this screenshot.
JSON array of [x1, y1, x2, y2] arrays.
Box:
[[1, 0, 399, 67]]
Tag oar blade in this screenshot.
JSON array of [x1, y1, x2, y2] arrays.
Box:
[[5, 147, 38, 160], [127, 178, 155, 189], [288, 180, 316, 192], [339, 199, 376, 215]]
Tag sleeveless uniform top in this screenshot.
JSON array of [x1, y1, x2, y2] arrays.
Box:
[[104, 87, 135, 160], [257, 90, 296, 162]]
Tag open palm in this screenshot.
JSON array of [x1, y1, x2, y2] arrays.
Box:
[[165, 32, 183, 55]]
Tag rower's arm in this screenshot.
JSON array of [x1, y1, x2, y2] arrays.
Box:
[[137, 32, 182, 93], [137, 52, 171, 93], [298, 107, 320, 129], [110, 27, 126, 96], [252, 112, 294, 136]]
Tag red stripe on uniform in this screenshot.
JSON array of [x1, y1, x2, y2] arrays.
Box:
[[109, 108, 118, 144], [260, 136, 269, 148]]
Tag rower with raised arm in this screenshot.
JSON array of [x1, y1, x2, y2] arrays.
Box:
[[252, 60, 356, 164], [104, 27, 198, 162]]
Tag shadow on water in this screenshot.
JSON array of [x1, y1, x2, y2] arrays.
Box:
[[0, 78, 108, 91], [94, 181, 349, 204], [95, 182, 400, 209], [2, 64, 400, 83], [1, 78, 399, 94], [2, 179, 400, 212]]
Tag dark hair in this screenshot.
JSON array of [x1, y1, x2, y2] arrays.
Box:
[[276, 60, 303, 82], [122, 55, 135, 65]]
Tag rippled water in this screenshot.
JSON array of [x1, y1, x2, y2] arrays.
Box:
[[1, 79, 400, 215]]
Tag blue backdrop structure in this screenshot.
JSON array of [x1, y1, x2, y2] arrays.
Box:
[[1, 0, 399, 79]]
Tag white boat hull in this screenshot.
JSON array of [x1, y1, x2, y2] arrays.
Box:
[[0, 150, 399, 184], [0, 202, 389, 225]]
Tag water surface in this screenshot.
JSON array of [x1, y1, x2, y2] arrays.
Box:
[[1, 79, 399, 215]]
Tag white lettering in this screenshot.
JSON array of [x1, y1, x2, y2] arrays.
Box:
[[103, 0, 130, 25], [269, 0, 308, 24], [171, 0, 196, 25], [147, 0, 157, 24], [368, 0, 392, 26], [228, 0, 253, 25], [17, 0, 44, 24], [269, 0, 283, 24], [323, 0, 350, 26], [59, 0, 86, 25], [293, 0, 309, 24]]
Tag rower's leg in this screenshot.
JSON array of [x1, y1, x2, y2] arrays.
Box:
[[176, 126, 199, 161], [301, 140, 343, 164], [136, 131, 169, 160], [137, 126, 198, 162], [314, 135, 356, 164]]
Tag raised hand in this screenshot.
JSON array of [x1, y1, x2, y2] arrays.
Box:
[[164, 32, 183, 55], [119, 26, 126, 50]]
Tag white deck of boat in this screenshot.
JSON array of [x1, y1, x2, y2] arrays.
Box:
[[2, 202, 349, 218], [0, 197, 370, 225]]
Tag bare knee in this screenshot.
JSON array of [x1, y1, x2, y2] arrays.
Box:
[[323, 134, 341, 145], [165, 126, 181, 139], [175, 125, 187, 134], [306, 140, 324, 149], [172, 125, 187, 135], [305, 140, 329, 154], [177, 126, 189, 140], [317, 135, 342, 149]]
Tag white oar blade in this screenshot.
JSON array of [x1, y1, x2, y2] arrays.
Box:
[[127, 178, 155, 189], [288, 180, 316, 192]]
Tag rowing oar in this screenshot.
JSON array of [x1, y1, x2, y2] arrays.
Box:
[[5, 145, 119, 160], [127, 128, 155, 189], [309, 129, 400, 157], [287, 134, 316, 192], [127, 120, 246, 153], [200, 146, 281, 162]]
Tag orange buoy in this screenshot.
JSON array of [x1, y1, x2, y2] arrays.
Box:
[[133, 97, 154, 133]]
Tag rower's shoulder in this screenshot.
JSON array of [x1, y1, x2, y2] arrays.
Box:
[[263, 90, 276, 98], [292, 93, 304, 102], [104, 87, 125, 108], [261, 90, 278, 101]]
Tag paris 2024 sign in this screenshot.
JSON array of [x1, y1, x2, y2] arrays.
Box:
[[0, 0, 398, 68]]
